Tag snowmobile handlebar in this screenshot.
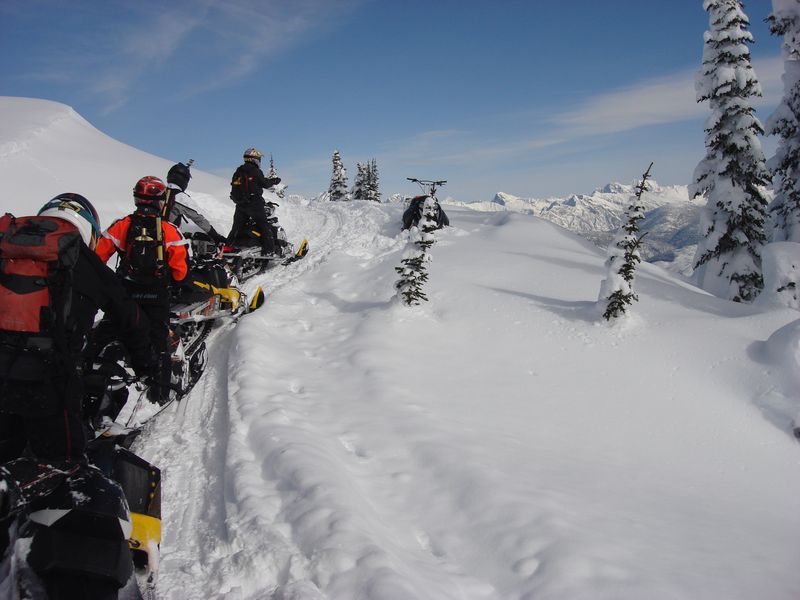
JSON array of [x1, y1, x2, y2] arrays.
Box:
[[407, 178, 447, 196]]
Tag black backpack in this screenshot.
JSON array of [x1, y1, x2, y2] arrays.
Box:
[[119, 213, 166, 284], [230, 165, 255, 204], [0, 214, 81, 377]]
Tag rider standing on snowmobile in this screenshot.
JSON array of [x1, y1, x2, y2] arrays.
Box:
[[95, 176, 189, 404], [226, 147, 282, 255], [164, 161, 227, 245], [0, 194, 153, 464]]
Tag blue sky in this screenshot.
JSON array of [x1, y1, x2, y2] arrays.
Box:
[[0, 0, 785, 201]]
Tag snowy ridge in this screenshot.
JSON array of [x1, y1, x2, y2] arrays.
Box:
[[3, 97, 800, 599], [449, 184, 705, 274], [0, 96, 233, 225]]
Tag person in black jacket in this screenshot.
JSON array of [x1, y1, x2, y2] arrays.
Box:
[[0, 194, 153, 465], [226, 147, 281, 255], [164, 161, 227, 244]]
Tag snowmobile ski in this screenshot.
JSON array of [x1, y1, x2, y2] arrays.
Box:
[[282, 238, 309, 265]]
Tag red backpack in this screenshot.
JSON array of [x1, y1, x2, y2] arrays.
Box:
[[0, 214, 82, 338]]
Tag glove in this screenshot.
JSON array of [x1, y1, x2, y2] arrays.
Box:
[[266, 177, 281, 188]]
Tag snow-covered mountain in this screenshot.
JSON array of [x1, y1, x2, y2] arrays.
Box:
[[0, 96, 234, 229], [450, 183, 706, 275], [3, 97, 800, 600]]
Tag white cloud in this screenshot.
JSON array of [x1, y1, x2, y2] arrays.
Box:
[[551, 55, 784, 138]]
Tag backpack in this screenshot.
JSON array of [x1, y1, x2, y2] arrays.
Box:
[[120, 213, 166, 284], [230, 165, 254, 204], [0, 214, 81, 354]]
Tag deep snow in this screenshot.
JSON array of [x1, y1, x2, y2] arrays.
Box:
[[2, 97, 800, 599]]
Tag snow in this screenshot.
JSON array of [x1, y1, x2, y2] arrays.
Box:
[[3, 97, 800, 599]]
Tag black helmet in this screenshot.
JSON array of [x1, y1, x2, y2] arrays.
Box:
[[167, 162, 192, 192]]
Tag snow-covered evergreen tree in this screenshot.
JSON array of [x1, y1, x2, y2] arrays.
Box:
[[366, 158, 381, 202], [329, 150, 349, 201], [395, 197, 438, 305], [598, 164, 651, 321], [267, 154, 286, 198], [691, 0, 770, 303], [757, 241, 800, 308], [352, 162, 367, 201], [766, 2, 800, 242]]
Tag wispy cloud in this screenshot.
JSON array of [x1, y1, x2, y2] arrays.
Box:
[[550, 55, 784, 138], [388, 55, 785, 170], [19, 0, 361, 113]]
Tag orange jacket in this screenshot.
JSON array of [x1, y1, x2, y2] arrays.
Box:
[[96, 214, 188, 281]]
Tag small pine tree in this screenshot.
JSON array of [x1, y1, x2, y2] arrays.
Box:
[[766, 6, 800, 243], [329, 150, 349, 201], [395, 197, 438, 305], [352, 162, 367, 201], [267, 154, 285, 198], [691, 0, 770, 303], [599, 163, 652, 321]]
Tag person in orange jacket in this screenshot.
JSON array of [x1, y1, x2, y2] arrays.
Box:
[[96, 176, 189, 403]]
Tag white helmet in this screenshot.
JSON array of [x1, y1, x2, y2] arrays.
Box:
[[37, 193, 101, 248]]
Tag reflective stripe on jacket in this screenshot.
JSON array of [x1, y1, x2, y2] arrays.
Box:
[[95, 214, 189, 281]]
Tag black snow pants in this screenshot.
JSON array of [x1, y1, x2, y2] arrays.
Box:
[[227, 200, 276, 254]]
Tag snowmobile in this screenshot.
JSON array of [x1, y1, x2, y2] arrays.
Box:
[[85, 242, 265, 420], [171, 232, 266, 376], [0, 437, 158, 600], [222, 210, 308, 282], [402, 178, 450, 231]]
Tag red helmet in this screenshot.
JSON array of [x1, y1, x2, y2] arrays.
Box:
[[133, 176, 167, 208]]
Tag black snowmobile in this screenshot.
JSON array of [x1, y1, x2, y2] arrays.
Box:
[[0, 415, 161, 600], [222, 210, 308, 282], [401, 178, 449, 231], [0, 458, 139, 599]]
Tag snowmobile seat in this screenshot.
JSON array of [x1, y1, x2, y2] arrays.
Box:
[[186, 231, 218, 258]]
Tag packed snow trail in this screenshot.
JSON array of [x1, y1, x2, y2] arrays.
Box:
[[133, 201, 503, 598]]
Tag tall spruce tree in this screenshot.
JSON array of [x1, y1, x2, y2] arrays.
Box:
[[395, 197, 438, 305], [329, 150, 349, 201], [691, 0, 770, 303], [352, 162, 367, 201], [767, 2, 800, 242], [367, 159, 381, 202], [599, 163, 651, 321]]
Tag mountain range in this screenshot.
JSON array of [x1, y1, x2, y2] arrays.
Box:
[[449, 183, 707, 275]]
